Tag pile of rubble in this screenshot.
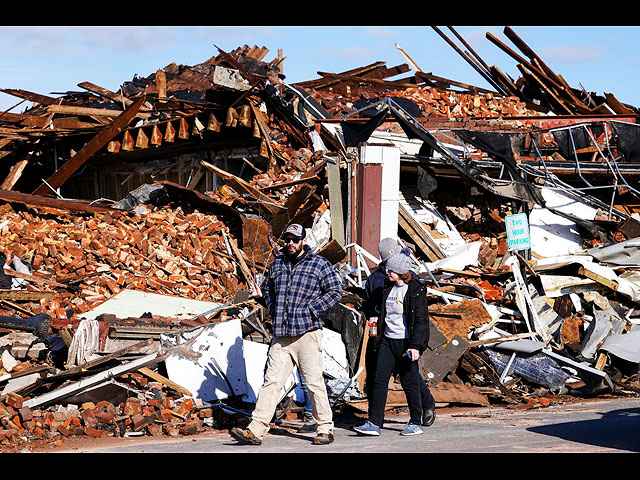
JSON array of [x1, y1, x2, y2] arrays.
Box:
[[1, 27, 640, 451]]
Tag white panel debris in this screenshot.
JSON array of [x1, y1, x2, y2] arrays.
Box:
[[161, 319, 247, 402], [80, 289, 223, 320]]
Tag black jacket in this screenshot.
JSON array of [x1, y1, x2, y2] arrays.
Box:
[[373, 277, 430, 354]]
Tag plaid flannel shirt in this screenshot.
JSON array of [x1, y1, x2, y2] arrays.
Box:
[[262, 247, 343, 337]]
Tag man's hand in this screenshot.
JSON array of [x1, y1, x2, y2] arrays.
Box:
[[249, 282, 262, 298]]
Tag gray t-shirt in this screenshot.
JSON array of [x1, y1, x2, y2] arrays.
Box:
[[384, 284, 408, 339]]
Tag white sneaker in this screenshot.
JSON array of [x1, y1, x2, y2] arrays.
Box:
[[400, 423, 423, 436], [353, 420, 381, 436]]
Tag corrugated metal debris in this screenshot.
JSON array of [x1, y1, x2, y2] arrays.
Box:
[[0, 28, 639, 451]]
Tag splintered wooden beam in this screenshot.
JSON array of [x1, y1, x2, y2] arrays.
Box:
[[0, 88, 60, 106], [32, 95, 146, 196], [0, 188, 116, 214], [200, 160, 284, 216]]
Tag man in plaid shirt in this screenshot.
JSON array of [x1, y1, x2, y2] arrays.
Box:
[[230, 223, 343, 446]]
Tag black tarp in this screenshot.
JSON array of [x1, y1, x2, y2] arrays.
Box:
[[610, 121, 640, 163]]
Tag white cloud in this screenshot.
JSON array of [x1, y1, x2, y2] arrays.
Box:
[[361, 26, 396, 38], [539, 44, 601, 63]]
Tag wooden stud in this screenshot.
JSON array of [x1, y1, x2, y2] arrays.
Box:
[[107, 140, 121, 153], [178, 118, 189, 139], [121, 131, 134, 151], [207, 112, 221, 132], [135, 128, 149, 149], [151, 125, 163, 145], [165, 121, 176, 142]]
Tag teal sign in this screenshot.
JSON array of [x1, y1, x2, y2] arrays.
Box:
[[505, 213, 530, 251]]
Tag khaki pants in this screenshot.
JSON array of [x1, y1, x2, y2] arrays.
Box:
[[248, 329, 334, 438]]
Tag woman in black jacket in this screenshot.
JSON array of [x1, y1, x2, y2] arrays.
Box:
[[354, 253, 433, 437]]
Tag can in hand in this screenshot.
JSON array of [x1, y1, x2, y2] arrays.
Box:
[[369, 318, 377, 337]]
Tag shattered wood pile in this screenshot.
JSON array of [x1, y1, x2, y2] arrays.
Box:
[[0, 27, 640, 451]]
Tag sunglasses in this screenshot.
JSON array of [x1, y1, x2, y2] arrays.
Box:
[[282, 236, 303, 244]]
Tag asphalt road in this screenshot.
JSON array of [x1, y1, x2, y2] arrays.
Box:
[[35, 396, 640, 454]]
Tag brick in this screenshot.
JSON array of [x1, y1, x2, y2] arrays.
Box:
[[5, 392, 23, 409], [132, 414, 154, 432], [147, 424, 164, 436], [94, 410, 115, 424], [81, 408, 98, 427], [18, 406, 32, 422], [56, 423, 70, 436], [85, 426, 109, 437], [123, 397, 142, 416]]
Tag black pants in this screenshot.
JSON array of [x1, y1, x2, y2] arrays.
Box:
[[368, 336, 430, 427], [365, 338, 435, 415]]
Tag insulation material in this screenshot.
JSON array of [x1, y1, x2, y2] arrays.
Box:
[[486, 349, 572, 390], [529, 187, 598, 258]]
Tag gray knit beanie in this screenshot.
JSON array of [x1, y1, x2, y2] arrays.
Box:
[[385, 252, 414, 275], [378, 238, 400, 263]]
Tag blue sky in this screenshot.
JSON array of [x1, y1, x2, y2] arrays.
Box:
[[1, 26, 639, 113]]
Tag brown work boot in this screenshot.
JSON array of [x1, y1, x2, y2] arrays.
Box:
[[229, 426, 262, 445], [312, 432, 334, 445]]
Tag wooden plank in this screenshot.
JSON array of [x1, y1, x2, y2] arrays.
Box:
[[270, 184, 316, 236], [326, 160, 345, 247], [463, 351, 521, 403], [578, 266, 619, 292], [517, 64, 575, 115], [32, 95, 146, 196], [200, 160, 284, 216], [431, 27, 509, 96], [503, 26, 589, 111], [314, 71, 419, 90], [398, 203, 446, 261], [1, 156, 30, 190], [77, 81, 133, 106], [47, 104, 150, 119], [138, 366, 192, 397], [0, 290, 56, 301], [419, 335, 469, 387], [64, 339, 155, 375], [0, 188, 116, 214], [430, 381, 489, 405], [316, 238, 348, 264], [3, 268, 71, 290], [0, 88, 60, 106]]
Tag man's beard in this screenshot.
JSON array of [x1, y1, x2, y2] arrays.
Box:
[[284, 242, 304, 259]]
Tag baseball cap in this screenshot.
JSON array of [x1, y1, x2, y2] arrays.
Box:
[[283, 223, 306, 238]]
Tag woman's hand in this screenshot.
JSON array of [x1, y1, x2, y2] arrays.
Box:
[[406, 348, 420, 362]]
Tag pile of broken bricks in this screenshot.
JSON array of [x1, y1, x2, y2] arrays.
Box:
[[0, 374, 244, 448]]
